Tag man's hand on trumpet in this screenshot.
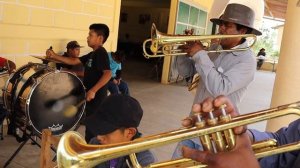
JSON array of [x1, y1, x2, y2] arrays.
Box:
[[183, 41, 205, 57], [181, 96, 260, 168], [180, 28, 205, 57], [182, 134, 259, 168], [182, 95, 246, 135]]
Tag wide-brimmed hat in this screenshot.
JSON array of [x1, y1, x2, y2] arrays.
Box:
[[210, 3, 262, 36]]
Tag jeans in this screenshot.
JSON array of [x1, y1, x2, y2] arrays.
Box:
[[172, 138, 203, 159], [107, 80, 130, 95]]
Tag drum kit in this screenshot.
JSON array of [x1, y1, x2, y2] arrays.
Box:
[[0, 56, 86, 167]]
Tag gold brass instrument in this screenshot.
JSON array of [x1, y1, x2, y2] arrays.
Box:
[[188, 74, 200, 93], [57, 102, 300, 168], [142, 23, 257, 58]]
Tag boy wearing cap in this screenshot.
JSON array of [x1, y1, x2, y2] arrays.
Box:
[[86, 94, 156, 168], [46, 23, 112, 142], [173, 3, 262, 159], [56, 41, 84, 78]]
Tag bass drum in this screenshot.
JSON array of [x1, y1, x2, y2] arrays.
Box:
[[3, 63, 85, 136]]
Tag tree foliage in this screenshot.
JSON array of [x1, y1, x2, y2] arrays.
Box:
[[252, 20, 280, 60]]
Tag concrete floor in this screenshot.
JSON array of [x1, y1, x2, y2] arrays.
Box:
[[0, 59, 276, 167]]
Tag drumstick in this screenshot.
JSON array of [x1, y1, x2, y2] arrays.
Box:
[[63, 100, 86, 118], [45, 88, 82, 108]]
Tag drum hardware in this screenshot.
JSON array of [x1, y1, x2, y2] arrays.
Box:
[[2, 63, 86, 167], [3, 129, 50, 168]]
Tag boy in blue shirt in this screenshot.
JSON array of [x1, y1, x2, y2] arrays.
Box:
[[107, 51, 129, 95]]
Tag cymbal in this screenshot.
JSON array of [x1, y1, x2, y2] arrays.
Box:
[[30, 55, 62, 64]]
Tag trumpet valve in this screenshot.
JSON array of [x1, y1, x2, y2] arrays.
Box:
[[193, 112, 214, 153], [206, 111, 226, 152], [219, 108, 236, 150]]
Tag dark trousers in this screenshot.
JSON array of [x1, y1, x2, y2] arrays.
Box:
[[0, 105, 6, 125], [257, 60, 264, 70], [84, 88, 107, 142], [107, 80, 130, 95]]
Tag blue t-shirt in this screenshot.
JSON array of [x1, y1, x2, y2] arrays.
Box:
[[108, 52, 121, 78]]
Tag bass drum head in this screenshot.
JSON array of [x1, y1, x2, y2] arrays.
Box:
[[27, 71, 85, 135]]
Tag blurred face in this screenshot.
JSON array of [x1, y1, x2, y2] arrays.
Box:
[[96, 128, 135, 145], [112, 54, 121, 64], [67, 48, 80, 57], [87, 29, 103, 49], [218, 21, 246, 49]]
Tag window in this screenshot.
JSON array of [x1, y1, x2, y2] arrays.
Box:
[[175, 1, 207, 35]]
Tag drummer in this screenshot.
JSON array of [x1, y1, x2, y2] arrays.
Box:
[[46, 23, 112, 142], [56, 41, 84, 80]]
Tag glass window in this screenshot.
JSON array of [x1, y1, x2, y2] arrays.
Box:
[[178, 2, 190, 23], [189, 6, 199, 25], [175, 24, 187, 34], [176, 1, 207, 35], [198, 10, 207, 27]]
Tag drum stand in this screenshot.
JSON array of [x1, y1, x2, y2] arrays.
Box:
[[4, 124, 82, 167], [3, 129, 56, 168]]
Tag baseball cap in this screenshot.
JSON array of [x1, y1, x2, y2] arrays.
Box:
[[85, 94, 143, 135], [66, 41, 84, 49]]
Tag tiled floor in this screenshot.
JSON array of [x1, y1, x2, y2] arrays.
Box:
[[0, 59, 276, 167]]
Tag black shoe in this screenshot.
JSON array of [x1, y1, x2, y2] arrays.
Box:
[[7, 124, 15, 135]]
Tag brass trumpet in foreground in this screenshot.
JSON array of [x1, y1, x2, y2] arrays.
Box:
[[142, 23, 257, 58], [57, 102, 300, 168]]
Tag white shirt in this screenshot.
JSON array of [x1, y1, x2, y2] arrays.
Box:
[[191, 41, 256, 110]]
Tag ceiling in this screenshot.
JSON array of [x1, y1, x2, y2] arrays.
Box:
[[122, 0, 288, 21], [264, 0, 288, 20]]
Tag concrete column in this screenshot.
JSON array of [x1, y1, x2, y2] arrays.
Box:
[[266, 0, 300, 132]]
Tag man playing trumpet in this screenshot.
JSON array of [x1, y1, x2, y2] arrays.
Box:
[[173, 2, 262, 159], [184, 3, 261, 110]]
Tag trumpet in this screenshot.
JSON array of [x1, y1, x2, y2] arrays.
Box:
[[57, 102, 300, 168], [143, 23, 257, 59]]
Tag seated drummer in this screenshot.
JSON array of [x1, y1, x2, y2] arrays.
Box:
[[56, 41, 84, 79], [86, 94, 156, 168]]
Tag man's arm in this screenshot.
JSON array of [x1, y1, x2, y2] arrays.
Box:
[[192, 50, 256, 96], [46, 49, 82, 65], [249, 119, 300, 168]]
